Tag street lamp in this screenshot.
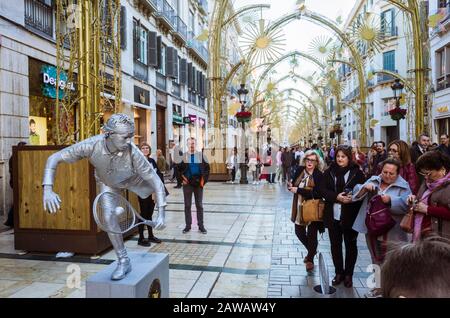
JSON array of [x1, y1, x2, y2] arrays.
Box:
[[237, 84, 249, 184], [267, 127, 272, 145], [335, 114, 343, 145], [391, 79, 405, 141]]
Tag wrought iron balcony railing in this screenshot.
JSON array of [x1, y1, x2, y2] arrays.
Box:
[[24, 0, 53, 37]]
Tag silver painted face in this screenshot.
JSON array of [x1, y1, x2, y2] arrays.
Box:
[[109, 132, 134, 152]]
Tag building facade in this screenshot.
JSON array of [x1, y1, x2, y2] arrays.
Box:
[[430, 0, 450, 141], [331, 0, 410, 147], [0, 0, 209, 217]]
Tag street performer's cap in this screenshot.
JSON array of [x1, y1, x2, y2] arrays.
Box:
[[103, 113, 135, 134]]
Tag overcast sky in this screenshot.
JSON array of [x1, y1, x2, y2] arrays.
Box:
[[232, 0, 357, 122]]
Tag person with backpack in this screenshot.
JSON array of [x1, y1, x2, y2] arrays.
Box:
[[320, 145, 365, 288]]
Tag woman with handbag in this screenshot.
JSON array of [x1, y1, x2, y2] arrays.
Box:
[[407, 151, 450, 241], [288, 150, 325, 272], [353, 158, 411, 263], [320, 145, 365, 288]]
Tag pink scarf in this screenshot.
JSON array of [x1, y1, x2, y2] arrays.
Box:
[[413, 172, 450, 241]]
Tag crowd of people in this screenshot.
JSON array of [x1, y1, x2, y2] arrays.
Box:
[[284, 134, 450, 297]]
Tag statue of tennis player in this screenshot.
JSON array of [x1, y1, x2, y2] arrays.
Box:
[[42, 114, 167, 280]]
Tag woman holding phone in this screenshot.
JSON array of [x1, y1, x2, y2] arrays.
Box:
[[320, 145, 365, 288]]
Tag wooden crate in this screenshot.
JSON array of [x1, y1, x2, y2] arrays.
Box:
[[13, 146, 134, 255]]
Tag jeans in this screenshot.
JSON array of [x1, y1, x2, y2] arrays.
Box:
[[328, 220, 359, 276], [183, 184, 204, 228]]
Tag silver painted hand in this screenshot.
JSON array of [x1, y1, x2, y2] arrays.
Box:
[[154, 206, 166, 230], [43, 186, 62, 214]]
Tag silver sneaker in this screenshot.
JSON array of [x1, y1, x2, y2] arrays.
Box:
[[111, 257, 132, 280]]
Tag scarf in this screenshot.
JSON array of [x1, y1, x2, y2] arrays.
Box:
[[333, 163, 352, 194], [413, 171, 450, 241]]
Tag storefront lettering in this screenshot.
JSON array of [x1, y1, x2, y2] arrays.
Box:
[[42, 72, 75, 91], [41, 65, 76, 100]]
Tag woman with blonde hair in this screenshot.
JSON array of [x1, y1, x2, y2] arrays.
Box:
[[288, 150, 325, 272]]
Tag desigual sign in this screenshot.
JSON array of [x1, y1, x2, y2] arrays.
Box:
[[41, 65, 76, 99]]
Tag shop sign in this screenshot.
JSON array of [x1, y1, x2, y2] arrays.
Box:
[[41, 65, 75, 100], [173, 113, 183, 124], [183, 116, 192, 124], [437, 106, 449, 113], [189, 114, 197, 123]]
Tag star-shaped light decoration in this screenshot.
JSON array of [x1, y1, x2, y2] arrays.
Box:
[[349, 12, 384, 54], [308, 36, 334, 64], [195, 29, 209, 42], [240, 18, 286, 65]]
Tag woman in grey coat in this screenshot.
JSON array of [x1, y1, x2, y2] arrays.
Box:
[[352, 158, 411, 265]]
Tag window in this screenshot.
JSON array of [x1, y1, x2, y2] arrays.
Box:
[[158, 44, 167, 75], [439, 0, 448, 9], [381, 9, 395, 36], [383, 50, 396, 72], [189, 10, 195, 32], [133, 20, 148, 65], [24, 0, 54, 37]]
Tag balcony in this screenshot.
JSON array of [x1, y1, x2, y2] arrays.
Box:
[[156, 72, 167, 91], [173, 16, 188, 44], [136, 0, 158, 13], [172, 81, 181, 97], [155, 0, 176, 30], [437, 74, 450, 91], [377, 70, 398, 84], [134, 61, 149, 82], [24, 0, 53, 38], [343, 87, 359, 102], [198, 0, 208, 16], [433, 6, 450, 35], [188, 31, 209, 65]]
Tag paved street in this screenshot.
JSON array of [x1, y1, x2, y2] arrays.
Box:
[[0, 181, 372, 298]]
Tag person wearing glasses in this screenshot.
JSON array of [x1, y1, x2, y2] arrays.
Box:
[[376, 140, 419, 194], [288, 150, 325, 272], [408, 151, 450, 241], [320, 145, 365, 288]]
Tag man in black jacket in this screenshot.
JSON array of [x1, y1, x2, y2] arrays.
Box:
[[410, 134, 430, 164], [178, 137, 210, 234], [437, 134, 450, 158]]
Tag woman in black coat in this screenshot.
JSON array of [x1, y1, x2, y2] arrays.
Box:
[[320, 145, 365, 288], [288, 150, 325, 272], [137, 143, 168, 247]]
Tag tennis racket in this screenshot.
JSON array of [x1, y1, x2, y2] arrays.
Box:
[[92, 191, 157, 234]]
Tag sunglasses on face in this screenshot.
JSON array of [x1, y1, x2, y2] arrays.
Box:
[[305, 158, 317, 163], [388, 148, 398, 153]]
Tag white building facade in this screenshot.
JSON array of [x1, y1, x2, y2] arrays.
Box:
[[333, 0, 410, 147], [430, 0, 450, 142]]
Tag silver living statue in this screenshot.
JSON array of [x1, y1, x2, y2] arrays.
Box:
[[42, 114, 167, 280]]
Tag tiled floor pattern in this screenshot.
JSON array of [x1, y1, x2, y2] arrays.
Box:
[[0, 181, 372, 298]]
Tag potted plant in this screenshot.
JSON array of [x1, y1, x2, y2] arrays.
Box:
[[389, 107, 407, 121], [236, 111, 252, 123]]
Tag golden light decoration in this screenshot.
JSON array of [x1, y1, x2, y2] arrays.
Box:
[[240, 18, 286, 65], [349, 12, 384, 53], [308, 36, 334, 64]]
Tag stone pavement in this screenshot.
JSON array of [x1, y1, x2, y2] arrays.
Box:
[[0, 181, 373, 298]]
